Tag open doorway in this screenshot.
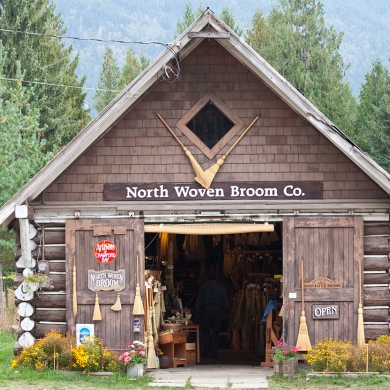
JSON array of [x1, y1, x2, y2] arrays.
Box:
[[144, 224, 283, 366]]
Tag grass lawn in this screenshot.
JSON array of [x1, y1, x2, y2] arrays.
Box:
[[268, 370, 390, 389]]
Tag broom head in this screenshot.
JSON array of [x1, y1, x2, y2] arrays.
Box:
[[93, 292, 102, 321], [184, 149, 206, 181], [111, 293, 122, 311], [195, 157, 225, 189], [296, 310, 312, 351], [133, 284, 145, 315], [146, 332, 159, 368], [357, 303, 365, 346]]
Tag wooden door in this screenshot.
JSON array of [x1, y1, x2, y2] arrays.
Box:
[[65, 219, 144, 350], [283, 217, 363, 347]]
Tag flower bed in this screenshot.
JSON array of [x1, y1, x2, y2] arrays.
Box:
[[305, 336, 390, 374], [11, 330, 123, 374]]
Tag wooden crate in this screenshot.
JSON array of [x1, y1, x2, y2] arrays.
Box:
[[186, 350, 196, 365], [186, 343, 196, 365]]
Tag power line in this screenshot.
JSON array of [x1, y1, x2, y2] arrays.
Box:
[[0, 28, 174, 48], [0, 77, 141, 96], [0, 29, 181, 85]]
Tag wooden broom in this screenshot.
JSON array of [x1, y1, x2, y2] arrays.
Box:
[[93, 292, 102, 321], [296, 258, 311, 351], [357, 257, 365, 346], [72, 257, 77, 316], [157, 113, 207, 187], [196, 115, 260, 189], [111, 293, 122, 311], [133, 254, 144, 315]]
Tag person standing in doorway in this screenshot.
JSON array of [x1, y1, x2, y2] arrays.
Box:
[[195, 270, 229, 359]]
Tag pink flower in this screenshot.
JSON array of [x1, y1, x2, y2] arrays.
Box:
[[284, 350, 289, 354], [291, 347, 298, 353]]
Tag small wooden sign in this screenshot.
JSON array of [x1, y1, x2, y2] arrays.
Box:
[[88, 269, 125, 291], [94, 240, 117, 263], [312, 304, 340, 320]]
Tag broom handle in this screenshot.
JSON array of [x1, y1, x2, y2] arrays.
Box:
[[359, 257, 362, 305], [223, 116, 259, 158], [301, 259, 304, 311], [157, 114, 188, 151], [73, 257, 77, 316], [136, 254, 139, 285]]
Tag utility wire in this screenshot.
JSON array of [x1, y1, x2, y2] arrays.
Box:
[[0, 29, 181, 85], [0, 76, 141, 95], [0, 27, 174, 48]]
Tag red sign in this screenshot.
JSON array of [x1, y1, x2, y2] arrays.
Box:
[[94, 240, 117, 263]]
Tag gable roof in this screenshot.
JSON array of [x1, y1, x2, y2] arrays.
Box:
[[1, 9, 389, 227]]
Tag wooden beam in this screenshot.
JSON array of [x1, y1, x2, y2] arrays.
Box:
[[188, 32, 230, 39]]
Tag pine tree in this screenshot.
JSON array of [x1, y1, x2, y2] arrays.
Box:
[[219, 6, 242, 36], [120, 49, 150, 88], [93, 47, 121, 113], [355, 60, 390, 171], [0, 0, 90, 152], [246, 0, 357, 135], [176, 1, 204, 36]]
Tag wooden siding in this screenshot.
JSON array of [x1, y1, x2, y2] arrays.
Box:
[[40, 39, 387, 203]]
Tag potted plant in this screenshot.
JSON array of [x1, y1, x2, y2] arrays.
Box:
[[119, 340, 147, 377], [271, 338, 300, 375], [23, 272, 54, 293]]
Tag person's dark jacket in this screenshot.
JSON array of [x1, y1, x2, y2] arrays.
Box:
[[195, 279, 229, 317]]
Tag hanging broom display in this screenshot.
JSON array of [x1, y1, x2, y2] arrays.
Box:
[[72, 257, 77, 316], [92, 292, 102, 321], [296, 258, 311, 351], [133, 254, 144, 315], [357, 257, 365, 346], [111, 293, 122, 311], [195, 115, 259, 189], [157, 114, 207, 187]]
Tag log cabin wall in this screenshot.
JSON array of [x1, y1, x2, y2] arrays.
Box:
[[14, 222, 67, 350], [363, 222, 390, 338]]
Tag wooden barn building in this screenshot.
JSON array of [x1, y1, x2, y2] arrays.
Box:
[[1, 10, 390, 365]]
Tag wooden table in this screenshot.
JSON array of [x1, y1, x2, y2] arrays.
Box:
[[180, 324, 200, 364]]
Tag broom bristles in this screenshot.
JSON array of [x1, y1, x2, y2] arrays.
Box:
[[111, 293, 122, 311], [185, 149, 206, 181], [93, 292, 102, 321], [296, 311, 311, 351], [133, 285, 145, 315], [195, 158, 225, 189], [357, 303, 365, 346], [146, 333, 159, 368]]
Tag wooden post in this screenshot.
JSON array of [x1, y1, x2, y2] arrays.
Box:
[[260, 309, 279, 368], [19, 218, 33, 268]]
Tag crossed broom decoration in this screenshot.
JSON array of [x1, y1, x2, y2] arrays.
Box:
[[157, 113, 260, 189]]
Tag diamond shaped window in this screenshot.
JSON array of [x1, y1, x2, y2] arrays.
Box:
[[186, 103, 234, 150], [176, 91, 244, 160]]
